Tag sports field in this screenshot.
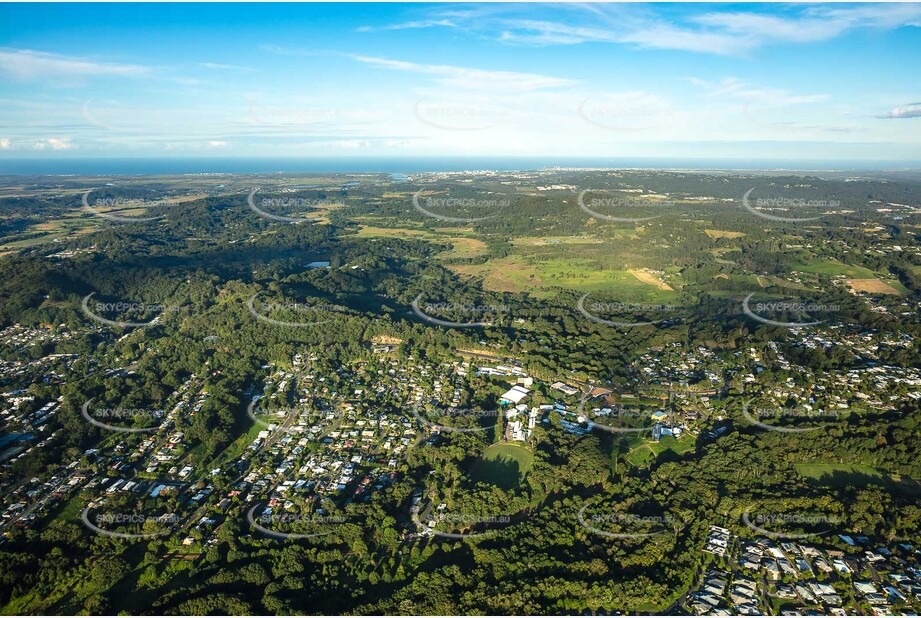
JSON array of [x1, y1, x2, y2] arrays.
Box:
[[470, 443, 534, 489]]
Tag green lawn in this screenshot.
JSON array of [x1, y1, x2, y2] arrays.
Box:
[[651, 434, 697, 455], [451, 253, 681, 302], [534, 260, 678, 300], [617, 434, 654, 467], [38, 492, 85, 530], [796, 258, 876, 279], [793, 462, 921, 495], [208, 420, 264, 470], [624, 446, 655, 468], [795, 462, 883, 481], [617, 433, 696, 468], [470, 443, 534, 489]]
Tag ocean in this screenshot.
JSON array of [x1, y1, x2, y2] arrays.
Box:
[[0, 157, 917, 176]]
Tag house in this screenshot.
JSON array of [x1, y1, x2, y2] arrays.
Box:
[[551, 382, 579, 396], [704, 526, 731, 556], [507, 420, 527, 442]]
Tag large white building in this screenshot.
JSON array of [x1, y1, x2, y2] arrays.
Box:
[[500, 385, 530, 405]]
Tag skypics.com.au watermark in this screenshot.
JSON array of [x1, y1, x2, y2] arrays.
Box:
[[94, 512, 180, 525], [577, 94, 669, 132], [246, 188, 341, 224], [247, 187, 344, 223], [741, 400, 843, 433], [742, 294, 839, 329], [81, 508, 179, 539], [412, 295, 509, 328], [81, 399, 164, 434], [577, 294, 679, 328], [81, 293, 172, 328], [577, 504, 675, 540], [246, 294, 340, 328], [82, 188, 165, 223], [577, 190, 676, 224], [411, 187, 510, 224], [411, 404, 501, 434], [413, 99, 512, 131], [246, 503, 348, 540], [246, 399, 342, 436], [247, 105, 361, 128], [578, 405, 672, 434], [742, 506, 840, 539], [420, 511, 514, 540], [741, 188, 838, 223]]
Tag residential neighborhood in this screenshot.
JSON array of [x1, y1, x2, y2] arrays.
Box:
[[688, 524, 921, 616], [2, 318, 921, 615]]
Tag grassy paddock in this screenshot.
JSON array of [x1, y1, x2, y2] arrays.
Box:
[[470, 443, 534, 489]]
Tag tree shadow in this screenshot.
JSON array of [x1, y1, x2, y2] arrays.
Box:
[[471, 455, 522, 490]]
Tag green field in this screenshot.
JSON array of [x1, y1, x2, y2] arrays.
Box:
[[617, 433, 696, 468], [208, 420, 265, 470], [624, 444, 655, 467], [793, 462, 921, 494], [510, 236, 608, 246], [795, 462, 884, 481], [451, 255, 680, 301], [886, 280, 912, 295], [38, 492, 84, 530], [796, 258, 876, 279], [649, 434, 697, 456], [470, 443, 534, 489], [353, 223, 489, 260]]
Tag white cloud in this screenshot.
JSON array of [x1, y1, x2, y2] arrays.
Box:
[[207, 140, 229, 147], [498, 18, 750, 54], [200, 62, 253, 72], [446, 4, 921, 56], [680, 5, 921, 53], [687, 77, 862, 134], [358, 19, 456, 33], [692, 77, 828, 105], [497, 19, 623, 46], [258, 45, 325, 58], [878, 103, 921, 119], [349, 54, 575, 91], [617, 25, 749, 56], [0, 48, 148, 81], [34, 137, 75, 150], [576, 91, 673, 132], [0, 138, 10, 150], [333, 139, 370, 149]]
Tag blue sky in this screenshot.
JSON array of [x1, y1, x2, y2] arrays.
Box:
[[0, 2, 919, 161]]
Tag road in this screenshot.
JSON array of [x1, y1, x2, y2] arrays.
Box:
[[179, 403, 301, 532], [663, 563, 703, 614], [0, 472, 87, 533]]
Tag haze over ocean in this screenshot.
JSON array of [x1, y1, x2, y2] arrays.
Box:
[[2, 157, 919, 176]]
